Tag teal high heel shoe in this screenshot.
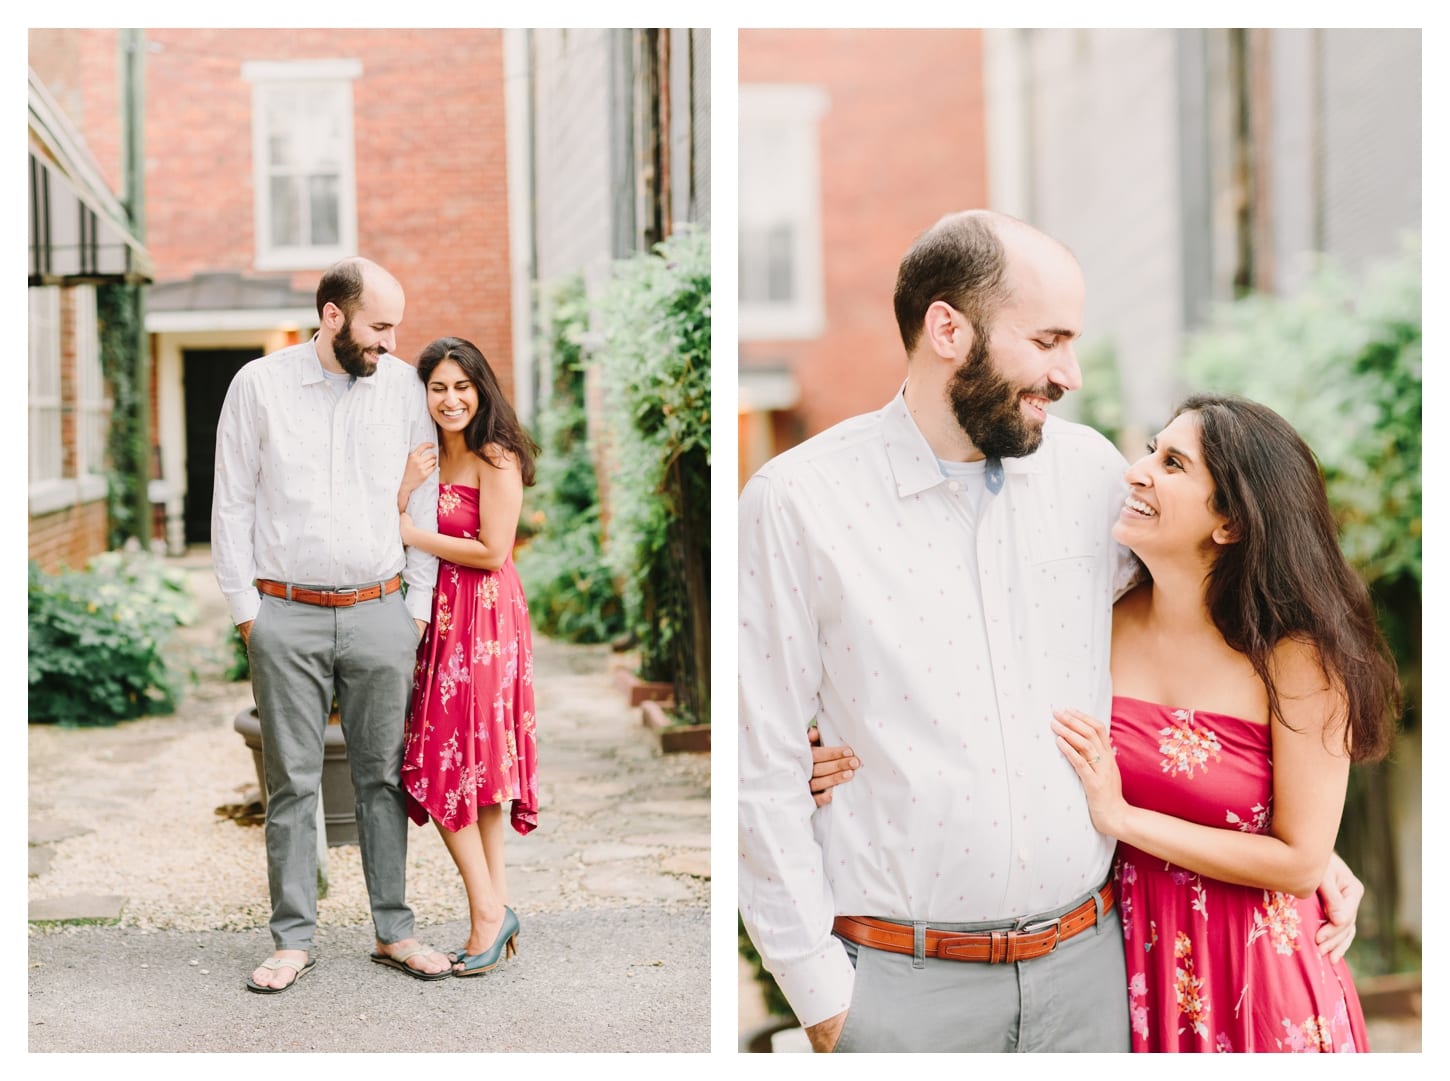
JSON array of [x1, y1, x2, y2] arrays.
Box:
[[453, 907, 519, 977]]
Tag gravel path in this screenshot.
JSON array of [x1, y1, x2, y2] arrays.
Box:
[[28, 551, 712, 1053]]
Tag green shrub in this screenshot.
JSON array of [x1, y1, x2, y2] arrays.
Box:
[[516, 274, 627, 643], [594, 226, 711, 724], [225, 620, 250, 681], [29, 550, 196, 725]]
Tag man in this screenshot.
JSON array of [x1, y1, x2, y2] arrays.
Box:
[[737, 211, 1360, 1051], [213, 256, 451, 991]]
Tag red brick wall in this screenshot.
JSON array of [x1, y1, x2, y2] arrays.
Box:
[[739, 29, 989, 441], [29, 502, 110, 574], [137, 29, 514, 391]]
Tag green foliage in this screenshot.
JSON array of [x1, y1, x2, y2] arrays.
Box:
[[97, 282, 151, 549], [226, 620, 250, 681], [29, 550, 196, 726], [594, 227, 711, 723], [1075, 338, 1126, 448], [1179, 235, 1421, 592], [515, 274, 627, 643]]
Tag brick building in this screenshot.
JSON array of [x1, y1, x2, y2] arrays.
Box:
[[737, 29, 988, 486], [27, 58, 152, 573], [28, 28, 514, 555]]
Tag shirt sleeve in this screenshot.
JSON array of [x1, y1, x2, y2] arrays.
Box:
[[736, 472, 855, 1028], [400, 376, 439, 623], [211, 365, 262, 626]]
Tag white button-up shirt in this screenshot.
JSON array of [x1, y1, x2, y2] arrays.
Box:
[[738, 389, 1138, 1027], [212, 337, 439, 626]]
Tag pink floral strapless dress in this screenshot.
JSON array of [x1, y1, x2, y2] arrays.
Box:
[[401, 484, 538, 835], [1111, 695, 1367, 1052]]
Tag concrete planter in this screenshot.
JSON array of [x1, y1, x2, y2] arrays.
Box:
[[640, 698, 710, 753], [233, 706, 358, 846], [612, 666, 675, 706]]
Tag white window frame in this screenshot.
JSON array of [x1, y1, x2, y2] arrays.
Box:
[[243, 58, 361, 271], [738, 84, 829, 340], [29, 286, 63, 488], [28, 285, 108, 515]]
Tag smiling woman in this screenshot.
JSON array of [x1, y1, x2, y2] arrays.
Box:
[[1053, 393, 1400, 1052], [1112, 411, 1238, 559], [395, 335, 543, 976]]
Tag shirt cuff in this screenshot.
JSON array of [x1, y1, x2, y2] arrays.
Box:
[[771, 937, 856, 1029], [404, 587, 434, 624], [225, 589, 261, 626]]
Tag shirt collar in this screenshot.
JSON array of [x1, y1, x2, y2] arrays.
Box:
[[882, 383, 1046, 500], [302, 332, 381, 389]]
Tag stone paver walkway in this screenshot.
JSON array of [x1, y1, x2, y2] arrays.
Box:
[[28, 548, 711, 1052]]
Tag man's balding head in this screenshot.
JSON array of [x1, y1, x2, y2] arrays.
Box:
[[893, 210, 1074, 355]]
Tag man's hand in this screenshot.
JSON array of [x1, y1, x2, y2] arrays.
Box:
[[414, 619, 427, 643], [807, 726, 860, 807], [1315, 851, 1364, 962], [805, 1009, 849, 1053], [238, 620, 254, 646]]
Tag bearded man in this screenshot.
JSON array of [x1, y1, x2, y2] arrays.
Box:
[[737, 211, 1148, 1053], [738, 211, 1371, 1052], [213, 256, 453, 992]]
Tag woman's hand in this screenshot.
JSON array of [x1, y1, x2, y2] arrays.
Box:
[[1315, 851, 1364, 962], [398, 441, 438, 511], [1052, 707, 1128, 837], [806, 726, 859, 807]]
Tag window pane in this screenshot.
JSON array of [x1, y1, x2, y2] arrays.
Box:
[[739, 229, 769, 304], [766, 225, 795, 303], [304, 104, 345, 171], [270, 176, 301, 247], [265, 89, 303, 167], [308, 174, 340, 245]]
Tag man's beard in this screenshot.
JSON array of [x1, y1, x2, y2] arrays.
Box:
[[946, 332, 1063, 459], [333, 315, 384, 378]]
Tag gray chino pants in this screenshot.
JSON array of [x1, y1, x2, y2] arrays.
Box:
[[247, 585, 420, 952], [832, 891, 1131, 1052]]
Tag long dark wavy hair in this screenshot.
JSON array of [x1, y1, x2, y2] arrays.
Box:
[[416, 337, 539, 487], [1179, 393, 1398, 761]]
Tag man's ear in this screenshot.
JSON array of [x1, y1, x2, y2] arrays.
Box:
[[321, 301, 344, 330], [923, 300, 969, 361]]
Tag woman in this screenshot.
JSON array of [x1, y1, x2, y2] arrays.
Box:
[[396, 336, 542, 976], [812, 394, 1396, 1051]]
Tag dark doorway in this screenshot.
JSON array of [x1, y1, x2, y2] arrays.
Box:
[[184, 348, 259, 543]]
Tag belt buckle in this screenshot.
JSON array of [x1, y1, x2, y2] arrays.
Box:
[[330, 587, 359, 607], [1021, 915, 1063, 955]]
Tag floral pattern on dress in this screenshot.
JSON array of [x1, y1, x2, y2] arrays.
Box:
[[400, 484, 539, 836], [1173, 932, 1211, 1038], [1226, 798, 1271, 833], [435, 589, 453, 636], [1128, 972, 1151, 1040], [1157, 709, 1223, 777], [1112, 696, 1368, 1053], [478, 577, 499, 609], [1249, 891, 1303, 956]]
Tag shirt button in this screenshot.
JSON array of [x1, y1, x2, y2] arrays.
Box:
[[1018, 849, 1029, 862], [947, 480, 961, 493]]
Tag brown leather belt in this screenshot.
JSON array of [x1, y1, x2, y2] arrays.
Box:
[[833, 881, 1114, 964], [256, 576, 402, 608]]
